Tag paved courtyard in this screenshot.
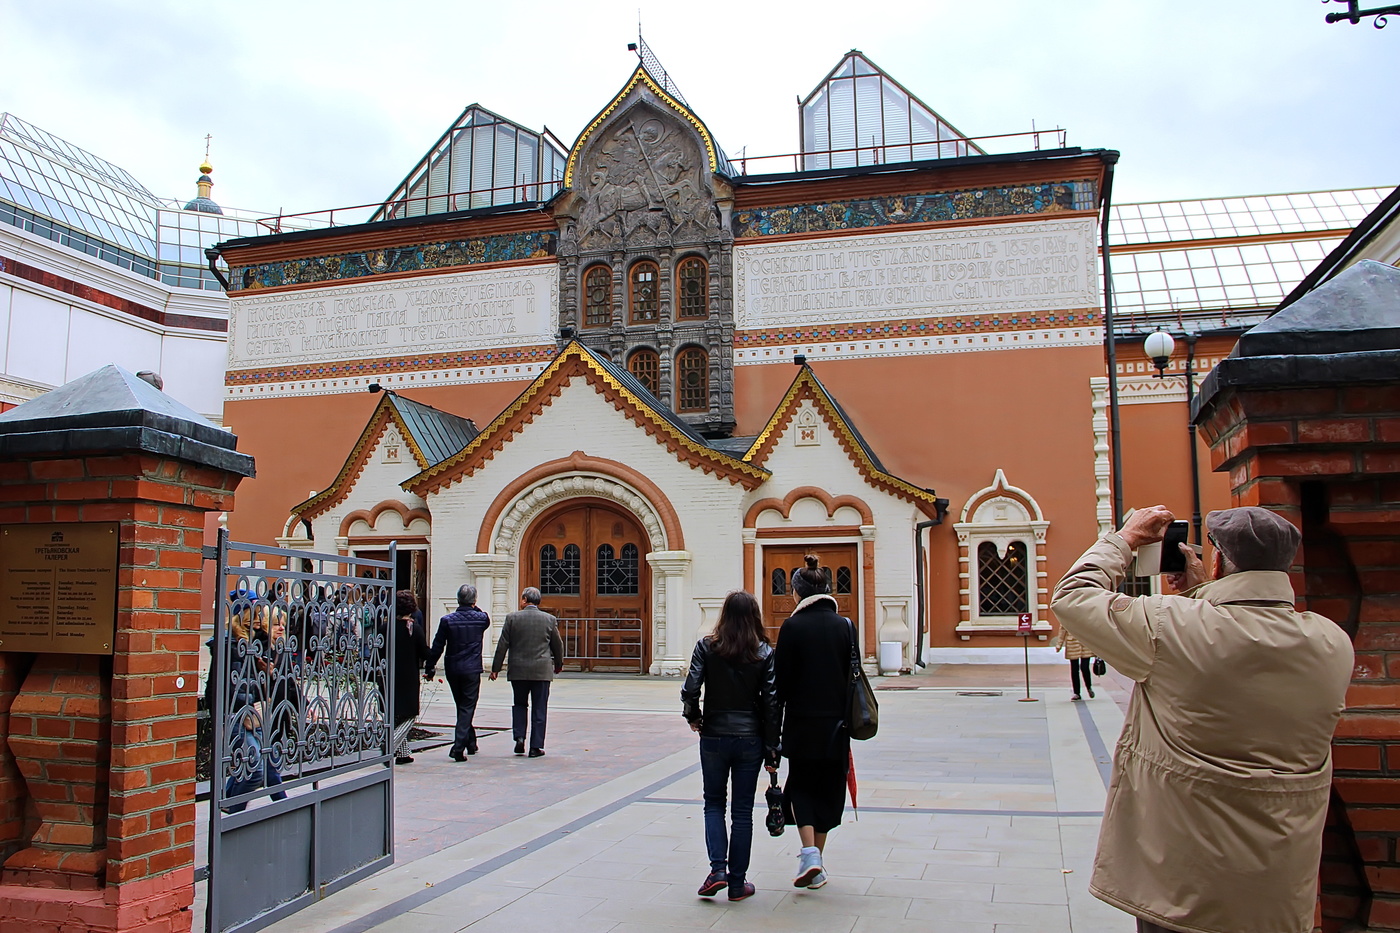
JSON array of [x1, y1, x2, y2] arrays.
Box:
[[197, 662, 1138, 933]]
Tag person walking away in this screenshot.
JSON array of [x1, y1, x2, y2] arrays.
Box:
[[1053, 626, 1094, 700], [490, 587, 564, 757], [1051, 505, 1352, 933], [392, 590, 430, 765], [681, 590, 780, 902], [774, 555, 853, 890], [425, 584, 491, 761]]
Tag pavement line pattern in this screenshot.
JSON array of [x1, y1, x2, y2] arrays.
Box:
[[1075, 698, 1115, 789], [638, 797, 1103, 817], [317, 762, 701, 933]]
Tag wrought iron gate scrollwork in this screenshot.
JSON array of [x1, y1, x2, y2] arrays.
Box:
[[207, 533, 396, 933]]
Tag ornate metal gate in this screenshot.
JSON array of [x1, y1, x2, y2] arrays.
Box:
[[206, 532, 396, 933]]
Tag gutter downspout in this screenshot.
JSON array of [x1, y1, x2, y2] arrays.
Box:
[[1099, 153, 1123, 529], [205, 247, 231, 292], [1184, 334, 1202, 545], [913, 497, 950, 669]]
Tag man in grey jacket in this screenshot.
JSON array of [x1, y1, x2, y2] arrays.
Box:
[[1051, 505, 1352, 933], [490, 587, 565, 757]]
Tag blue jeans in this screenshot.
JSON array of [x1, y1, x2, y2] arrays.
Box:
[[223, 727, 287, 813], [699, 734, 763, 884]]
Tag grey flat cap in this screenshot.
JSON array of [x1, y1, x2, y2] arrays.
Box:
[[1206, 507, 1301, 572]]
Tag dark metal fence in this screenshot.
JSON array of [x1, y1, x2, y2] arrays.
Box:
[[205, 532, 396, 933]]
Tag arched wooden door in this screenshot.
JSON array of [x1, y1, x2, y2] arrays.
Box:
[[522, 500, 650, 673], [761, 544, 859, 647]]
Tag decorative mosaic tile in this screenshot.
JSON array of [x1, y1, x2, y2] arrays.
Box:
[[226, 343, 558, 384], [228, 230, 557, 292], [733, 180, 1097, 239]]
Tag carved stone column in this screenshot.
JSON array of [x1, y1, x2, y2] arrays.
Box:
[[645, 551, 692, 676], [463, 554, 516, 654]]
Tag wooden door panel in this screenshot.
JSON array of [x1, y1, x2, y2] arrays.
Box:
[[523, 501, 649, 672], [762, 544, 859, 648]]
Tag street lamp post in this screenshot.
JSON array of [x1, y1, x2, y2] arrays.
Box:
[[1145, 330, 1203, 545], [1324, 0, 1400, 26]]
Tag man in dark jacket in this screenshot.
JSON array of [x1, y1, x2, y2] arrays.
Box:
[[425, 585, 492, 761], [490, 587, 564, 757]]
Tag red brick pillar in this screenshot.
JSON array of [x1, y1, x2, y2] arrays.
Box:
[[1191, 260, 1400, 932], [0, 366, 253, 933]]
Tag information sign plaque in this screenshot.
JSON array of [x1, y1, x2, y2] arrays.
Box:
[[0, 523, 119, 654]]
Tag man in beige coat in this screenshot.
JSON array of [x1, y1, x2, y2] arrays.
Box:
[[1051, 505, 1352, 933]]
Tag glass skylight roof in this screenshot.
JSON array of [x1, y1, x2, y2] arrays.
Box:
[[375, 106, 567, 221], [0, 112, 274, 291], [1110, 187, 1387, 244], [800, 51, 982, 171], [1108, 187, 1388, 332]]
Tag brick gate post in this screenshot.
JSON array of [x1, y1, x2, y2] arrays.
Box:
[[0, 365, 254, 933], [1192, 261, 1400, 932]]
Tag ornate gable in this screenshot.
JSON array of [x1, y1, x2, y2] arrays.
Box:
[[403, 342, 768, 497], [293, 395, 431, 521], [746, 367, 945, 517]]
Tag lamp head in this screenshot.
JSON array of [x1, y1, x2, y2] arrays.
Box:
[[1143, 330, 1176, 377]]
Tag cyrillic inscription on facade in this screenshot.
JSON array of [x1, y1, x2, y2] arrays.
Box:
[[735, 218, 1098, 329], [228, 265, 559, 369], [0, 523, 118, 654]]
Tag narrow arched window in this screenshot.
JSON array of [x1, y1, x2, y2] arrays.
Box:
[[677, 257, 707, 319], [583, 264, 612, 327], [771, 568, 787, 596], [627, 348, 660, 397], [629, 261, 659, 324], [676, 347, 707, 412], [835, 566, 852, 595], [977, 541, 1029, 615], [540, 543, 580, 595], [597, 543, 639, 596]]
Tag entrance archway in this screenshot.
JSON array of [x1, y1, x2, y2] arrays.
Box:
[[522, 498, 650, 672]]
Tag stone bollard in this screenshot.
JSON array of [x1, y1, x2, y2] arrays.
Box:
[[0, 365, 254, 933]]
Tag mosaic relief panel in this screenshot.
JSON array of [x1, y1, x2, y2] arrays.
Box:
[[732, 180, 1096, 239], [571, 103, 718, 252], [229, 230, 557, 291]]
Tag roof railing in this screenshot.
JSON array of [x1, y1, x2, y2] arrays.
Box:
[[242, 127, 1071, 234]]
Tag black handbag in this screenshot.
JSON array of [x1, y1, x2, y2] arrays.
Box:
[[1092, 657, 1107, 677], [846, 619, 878, 740], [765, 770, 787, 836]]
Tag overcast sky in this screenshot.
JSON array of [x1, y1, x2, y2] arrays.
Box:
[[3, 0, 1396, 218]]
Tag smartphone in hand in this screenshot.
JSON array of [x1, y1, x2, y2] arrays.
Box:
[[1159, 520, 1190, 573]]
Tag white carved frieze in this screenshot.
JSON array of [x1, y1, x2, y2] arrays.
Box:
[[734, 218, 1099, 330], [228, 264, 559, 370]]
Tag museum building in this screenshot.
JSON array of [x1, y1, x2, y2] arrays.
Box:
[[209, 49, 1388, 672]]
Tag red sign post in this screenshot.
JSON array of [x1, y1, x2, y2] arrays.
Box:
[[1017, 613, 1038, 702]]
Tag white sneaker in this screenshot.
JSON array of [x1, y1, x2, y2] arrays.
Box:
[[807, 869, 828, 889], [794, 848, 823, 887]]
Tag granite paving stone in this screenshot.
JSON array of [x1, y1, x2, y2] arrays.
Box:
[[227, 668, 1137, 933]]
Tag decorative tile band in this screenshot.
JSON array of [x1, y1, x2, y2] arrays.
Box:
[[732, 180, 1097, 239], [225, 341, 559, 386], [735, 309, 1101, 347], [228, 229, 558, 292]]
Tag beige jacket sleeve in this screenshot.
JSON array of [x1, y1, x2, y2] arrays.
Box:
[[1049, 533, 1157, 682]]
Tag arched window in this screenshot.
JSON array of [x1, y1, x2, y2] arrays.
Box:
[[770, 568, 787, 596], [540, 543, 580, 595], [629, 261, 659, 324], [977, 541, 1029, 615], [676, 347, 708, 412], [835, 566, 852, 595], [597, 543, 639, 596], [677, 257, 707, 318], [627, 348, 660, 397], [583, 264, 612, 327]]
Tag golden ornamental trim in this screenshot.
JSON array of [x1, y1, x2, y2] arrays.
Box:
[[563, 66, 720, 189]]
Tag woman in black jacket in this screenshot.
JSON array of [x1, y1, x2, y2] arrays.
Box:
[[774, 555, 853, 890], [681, 590, 779, 902], [392, 591, 430, 765]]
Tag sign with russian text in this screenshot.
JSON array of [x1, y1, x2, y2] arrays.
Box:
[[735, 217, 1099, 329], [0, 523, 118, 654], [1017, 613, 1033, 635]]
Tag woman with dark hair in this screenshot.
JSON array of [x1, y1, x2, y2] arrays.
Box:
[[681, 590, 780, 902], [774, 554, 853, 890], [392, 590, 429, 765]]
